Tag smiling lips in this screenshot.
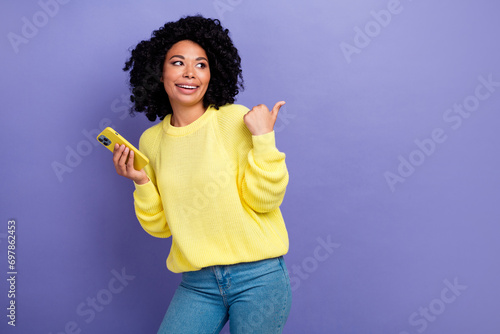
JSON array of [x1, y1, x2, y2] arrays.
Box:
[[176, 84, 199, 93]]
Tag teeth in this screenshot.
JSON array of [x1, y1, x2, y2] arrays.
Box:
[[177, 85, 197, 89]]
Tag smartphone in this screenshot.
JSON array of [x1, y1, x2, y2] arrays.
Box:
[[96, 127, 149, 171]]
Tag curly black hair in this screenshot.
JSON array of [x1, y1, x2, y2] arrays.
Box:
[[123, 15, 244, 122]]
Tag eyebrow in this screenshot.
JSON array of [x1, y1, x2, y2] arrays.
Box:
[[169, 55, 208, 62]]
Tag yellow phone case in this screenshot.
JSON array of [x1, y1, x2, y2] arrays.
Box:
[[96, 127, 149, 171]]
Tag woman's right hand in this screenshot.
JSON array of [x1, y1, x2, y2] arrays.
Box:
[[112, 144, 149, 185]]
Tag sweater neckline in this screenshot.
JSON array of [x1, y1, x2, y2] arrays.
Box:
[[162, 106, 215, 136]]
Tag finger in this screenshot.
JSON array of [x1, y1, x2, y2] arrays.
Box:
[[127, 150, 135, 170], [271, 101, 286, 119], [243, 107, 255, 121], [112, 144, 124, 164], [250, 104, 267, 113], [118, 146, 130, 167]]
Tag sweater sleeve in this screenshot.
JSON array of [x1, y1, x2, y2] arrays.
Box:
[[241, 130, 289, 213], [132, 130, 171, 238]]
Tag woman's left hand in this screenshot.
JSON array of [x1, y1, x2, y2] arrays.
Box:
[[243, 101, 286, 136]]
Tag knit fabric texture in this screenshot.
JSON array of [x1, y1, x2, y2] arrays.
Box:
[[133, 104, 289, 273]]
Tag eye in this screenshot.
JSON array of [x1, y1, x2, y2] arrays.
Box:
[[196, 63, 207, 69], [172, 61, 183, 66]]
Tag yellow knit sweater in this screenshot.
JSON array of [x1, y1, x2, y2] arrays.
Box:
[[133, 104, 289, 273]]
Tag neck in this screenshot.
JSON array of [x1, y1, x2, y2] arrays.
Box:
[[170, 103, 207, 127]]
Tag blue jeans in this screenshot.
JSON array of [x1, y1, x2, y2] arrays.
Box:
[[157, 256, 292, 334]]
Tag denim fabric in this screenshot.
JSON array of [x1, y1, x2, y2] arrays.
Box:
[[157, 256, 292, 334]]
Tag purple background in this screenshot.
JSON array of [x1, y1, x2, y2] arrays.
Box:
[[1, 0, 500, 333]]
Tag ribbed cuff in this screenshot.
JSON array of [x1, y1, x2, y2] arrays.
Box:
[[251, 131, 277, 158], [133, 179, 158, 200]]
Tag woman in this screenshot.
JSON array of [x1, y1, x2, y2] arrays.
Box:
[[113, 15, 291, 333]]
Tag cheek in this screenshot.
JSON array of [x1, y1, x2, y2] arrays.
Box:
[[162, 73, 176, 93], [202, 72, 211, 88], [163, 81, 170, 94], [161, 78, 170, 92]]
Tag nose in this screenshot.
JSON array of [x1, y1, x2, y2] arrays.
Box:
[[183, 65, 195, 79]]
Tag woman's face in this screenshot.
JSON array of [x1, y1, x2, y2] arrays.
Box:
[[162, 40, 211, 111]]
